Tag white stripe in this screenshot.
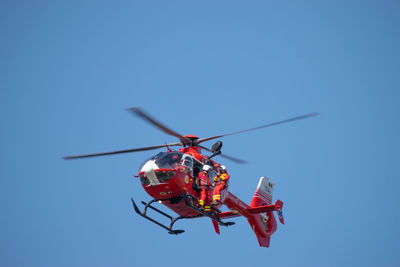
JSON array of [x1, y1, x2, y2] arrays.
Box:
[[254, 192, 272, 204], [253, 195, 271, 205], [254, 191, 272, 200], [255, 190, 272, 200]]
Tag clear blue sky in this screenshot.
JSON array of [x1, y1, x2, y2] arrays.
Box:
[[1, 1, 399, 266]]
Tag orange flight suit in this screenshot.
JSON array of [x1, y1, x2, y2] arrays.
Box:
[[212, 172, 230, 203], [197, 171, 211, 212]]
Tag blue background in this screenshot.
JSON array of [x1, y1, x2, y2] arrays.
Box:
[[1, 1, 399, 266]]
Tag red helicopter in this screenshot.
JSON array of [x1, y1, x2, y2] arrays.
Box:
[[64, 108, 318, 248]]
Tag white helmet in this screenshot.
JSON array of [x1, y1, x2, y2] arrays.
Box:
[[203, 165, 211, 171], [221, 165, 226, 171]]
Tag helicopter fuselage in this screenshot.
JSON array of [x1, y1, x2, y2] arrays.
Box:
[[136, 148, 226, 217]]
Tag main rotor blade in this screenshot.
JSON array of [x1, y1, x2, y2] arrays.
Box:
[[196, 112, 319, 145], [63, 143, 181, 160], [199, 145, 248, 164], [128, 107, 191, 145]]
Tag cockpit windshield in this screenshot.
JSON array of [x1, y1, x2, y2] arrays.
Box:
[[140, 152, 184, 170], [155, 152, 183, 169]]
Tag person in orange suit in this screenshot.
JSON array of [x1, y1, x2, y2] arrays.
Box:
[[197, 165, 211, 212], [212, 165, 230, 205]]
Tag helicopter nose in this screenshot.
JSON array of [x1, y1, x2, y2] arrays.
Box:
[[141, 160, 159, 185]]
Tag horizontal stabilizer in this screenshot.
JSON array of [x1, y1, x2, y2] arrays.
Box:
[[219, 200, 284, 223], [247, 204, 276, 214], [247, 200, 284, 224]]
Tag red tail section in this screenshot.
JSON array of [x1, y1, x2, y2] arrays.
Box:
[[249, 176, 277, 247], [221, 176, 284, 248]]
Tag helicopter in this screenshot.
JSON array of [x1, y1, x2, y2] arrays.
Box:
[[64, 107, 318, 248]]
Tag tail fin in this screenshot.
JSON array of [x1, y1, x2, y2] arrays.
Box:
[[250, 176, 274, 207], [250, 176, 283, 225], [249, 177, 278, 247], [274, 199, 285, 224]]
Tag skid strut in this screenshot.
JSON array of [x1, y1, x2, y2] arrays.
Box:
[[183, 194, 235, 227], [131, 198, 186, 235]]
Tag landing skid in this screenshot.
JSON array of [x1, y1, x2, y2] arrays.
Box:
[[131, 198, 187, 235], [130, 194, 235, 235]]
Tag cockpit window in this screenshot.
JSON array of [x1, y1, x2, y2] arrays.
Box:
[[154, 152, 183, 169], [139, 152, 164, 172], [193, 159, 203, 179], [182, 156, 193, 168], [179, 155, 193, 176]]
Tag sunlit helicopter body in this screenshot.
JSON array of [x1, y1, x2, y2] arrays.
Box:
[[65, 108, 318, 247]]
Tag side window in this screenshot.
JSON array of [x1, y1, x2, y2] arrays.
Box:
[[180, 155, 193, 176], [193, 160, 203, 178]]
